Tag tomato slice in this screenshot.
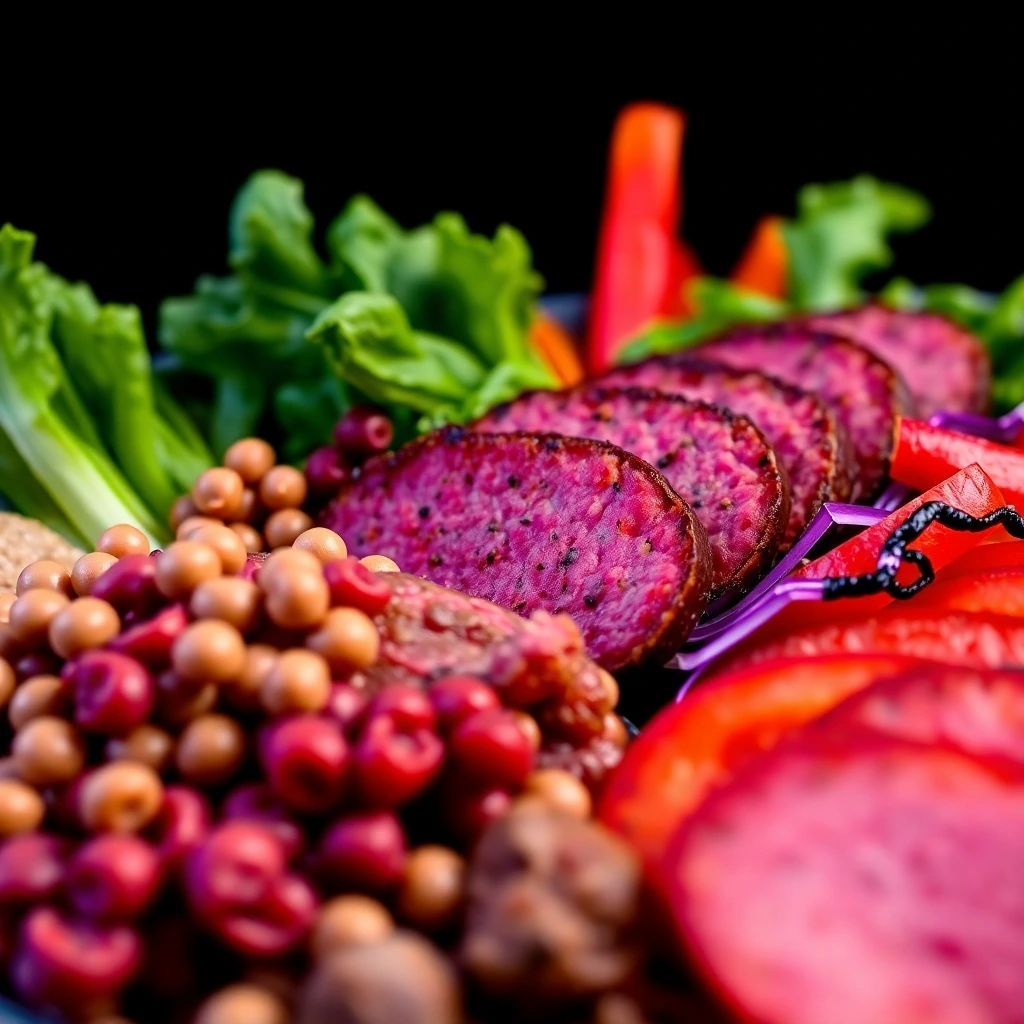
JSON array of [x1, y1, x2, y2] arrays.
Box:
[[597, 653, 922, 869]]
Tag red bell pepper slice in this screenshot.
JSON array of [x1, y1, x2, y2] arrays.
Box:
[[598, 653, 923, 870], [729, 215, 788, 299], [586, 103, 700, 374], [906, 567, 1024, 616], [891, 417, 1024, 509], [941, 540, 1024, 580]]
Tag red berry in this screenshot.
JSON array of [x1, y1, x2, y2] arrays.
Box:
[[216, 872, 317, 958], [352, 713, 444, 809], [364, 685, 435, 731], [64, 650, 155, 736], [106, 603, 188, 669], [0, 834, 71, 906], [261, 716, 349, 816], [223, 784, 305, 863], [12, 906, 141, 1010], [323, 682, 368, 736], [444, 786, 513, 846], [304, 445, 350, 498], [333, 406, 394, 457], [316, 811, 406, 894], [239, 552, 268, 582], [322, 557, 392, 616], [146, 786, 211, 874], [429, 676, 500, 733], [90, 553, 164, 622], [67, 834, 161, 922], [448, 707, 536, 788]]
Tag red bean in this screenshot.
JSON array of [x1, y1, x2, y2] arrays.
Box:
[[67, 834, 161, 922], [260, 716, 349, 816], [146, 786, 211, 874], [64, 650, 155, 736], [448, 707, 536, 788], [106, 603, 189, 669], [90, 554, 165, 623], [428, 676, 500, 733], [352, 714, 444, 809], [222, 784, 305, 863], [322, 683, 367, 736], [333, 406, 394, 457], [0, 833, 71, 906], [315, 811, 407, 894], [443, 785, 513, 847], [304, 445, 350, 498], [322, 557, 392, 616], [363, 685, 435, 732]]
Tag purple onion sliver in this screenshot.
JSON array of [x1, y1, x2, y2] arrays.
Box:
[[929, 399, 1024, 443], [873, 481, 915, 512], [690, 503, 887, 641]]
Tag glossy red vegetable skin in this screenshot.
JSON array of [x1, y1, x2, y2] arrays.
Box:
[[586, 103, 699, 374], [901, 567, 1024, 616], [890, 417, 1024, 509], [597, 653, 922, 870], [939, 540, 1024, 580], [730, 216, 788, 299]]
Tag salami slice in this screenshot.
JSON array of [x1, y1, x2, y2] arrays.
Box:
[[665, 736, 1024, 1024], [698, 323, 914, 500], [597, 358, 854, 550], [473, 387, 788, 596], [321, 428, 712, 671], [810, 305, 991, 417]]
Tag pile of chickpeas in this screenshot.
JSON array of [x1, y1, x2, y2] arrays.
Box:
[[0, 434, 597, 1023]]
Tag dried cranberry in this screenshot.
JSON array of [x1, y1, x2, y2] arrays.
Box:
[[444, 785, 513, 846], [449, 707, 536, 788], [106, 603, 188, 669], [146, 786, 210, 874], [223, 784, 305, 863], [67, 834, 161, 922], [12, 906, 141, 1010], [333, 405, 394, 457], [429, 676, 500, 733], [0, 834, 71, 906], [352, 714, 444, 809], [322, 557, 392, 616], [185, 821, 314, 958], [64, 650, 155, 736], [91, 553, 164, 622], [323, 682, 368, 736], [261, 716, 349, 816], [239, 552, 268, 583], [316, 811, 406, 894], [364, 685, 435, 732], [305, 445, 350, 498], [14, 651, 62, 682]]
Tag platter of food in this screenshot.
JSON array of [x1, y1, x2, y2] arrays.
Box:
[[2, 100, 1024, 1022]]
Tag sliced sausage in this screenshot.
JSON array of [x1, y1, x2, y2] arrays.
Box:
[[664, 735, 1024, 1024], [473, 387, 789, 597], [597, 358, 854, 550], [809, 304, 991, 417], [321, 428, 712, 671], [698, 323, 914, 500]]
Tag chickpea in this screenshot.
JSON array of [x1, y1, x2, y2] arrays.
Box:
[[0, 757, 19, 780], [106, 724, 176, 775], [305, 607, 380, 674], [8, 675, 68, 730], [603, 713, 629, 747], [193, 467, 246, 519], [193, 984, 289, 1024], [293, 528, 348, 564], [176, 515, 222, 540], [229, 522, 264, 554], [172, 620, 247, 686], [7, 589, 70, 647], [510, 710, 542, 753], [96, 524, 150, 559], [263, 568, 330, 632], [264, 508, 315, 550], [48, 597, 121, 659], [190, 577, 262, 634], [78, 761, 164, 833], [156, 675, 218, 729], [523, 769, 592, 819], [16, 559, 75, 598], [0, 779, 46, 836], [261, 649, 331, 715], [235, 487, 260, 524], [70, 551, 119, 597], [0, 657, 14, 709], [359, 554, 401, 573], [258, 548, 323, 588], [311, 896, 394, 958], [224, 438, 277, 485], [0, 594, 16, 627], [397, 846, 466, 931], [12, 716, 86, 787], [185, 523, 248, 575], [598, 667, 620, 709], [259, 465, 307, 511], [176, 714, 247, 787], [169, 494, 199, 532], [155, 541, 222, 600], [223, 644, 277, 713], [0, 625, 19, 662]]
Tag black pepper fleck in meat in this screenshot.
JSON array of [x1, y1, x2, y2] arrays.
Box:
[[536, 563, 545, 571], [418, 506, 431, 519], [464, 473, 474, 486], [584, 594, 599, 608], [486, 550, 497, 566], [508, 475, 520, 488], [429, 554, 444, 567], [657, 453, 675, 469], [559, 547, 579, 567], [612, 481, 621, 493], [519, 517, 531, 526], [550, 530, 558, 541]]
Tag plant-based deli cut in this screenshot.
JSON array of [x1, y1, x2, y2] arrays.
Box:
[[597, 357, 854, 550], [698, 323, 913, 500], [472, 387, 788, 596], [321, 427, 712, 671]]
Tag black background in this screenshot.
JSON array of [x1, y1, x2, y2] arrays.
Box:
[[3, 28, 1020, 337]]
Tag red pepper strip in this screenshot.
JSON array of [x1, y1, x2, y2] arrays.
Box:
[[598, 653, 924, 870], [586, 103, 700, 374], [940, 541, 1024, 580], [729, 215, 788, 299], [710, 609, 1024, 679], [891, 417, 1024, 510], [528, 313, 585, 387], [906, 568, 1024, 616]]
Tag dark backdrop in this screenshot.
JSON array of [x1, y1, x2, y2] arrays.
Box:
[[3, 33, 1020, 337]]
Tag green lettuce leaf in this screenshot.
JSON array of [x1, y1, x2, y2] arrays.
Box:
[[326, 195, 403, 293]]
